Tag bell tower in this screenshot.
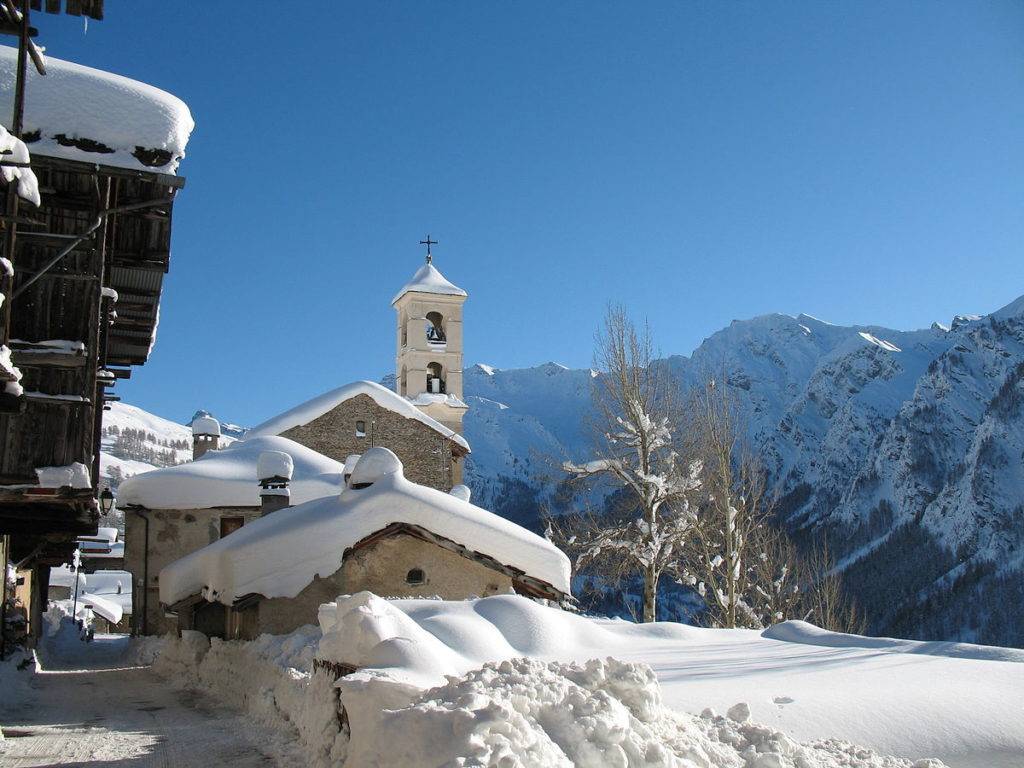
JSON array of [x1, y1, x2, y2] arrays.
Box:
[[392, 236, 469, 438]]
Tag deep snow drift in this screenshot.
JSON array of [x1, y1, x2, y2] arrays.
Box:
[[315, 593, 1022, 767]]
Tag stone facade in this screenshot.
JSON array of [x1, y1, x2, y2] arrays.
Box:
[[278, 393, 462, 491], [124, 505, 262, 635], [181, 530, 514, 640]]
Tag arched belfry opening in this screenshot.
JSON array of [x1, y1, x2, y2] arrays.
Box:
[[425, 311, 446, 344], [427, 361, 446, 394]]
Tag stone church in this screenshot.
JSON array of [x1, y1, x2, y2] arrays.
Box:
[[246, 252, 470, 488], [122, 251, 478, 634]]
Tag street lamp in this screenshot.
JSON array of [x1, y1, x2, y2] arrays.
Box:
[[99, 487, 115, 516]]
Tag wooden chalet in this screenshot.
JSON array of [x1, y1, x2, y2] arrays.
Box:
[[0, 2, 191, 650]]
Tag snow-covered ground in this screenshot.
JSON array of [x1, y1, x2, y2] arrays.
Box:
[[0, 614, 300, 767], [311, 594, 1022, 768], [5, 594, 1020, 766]]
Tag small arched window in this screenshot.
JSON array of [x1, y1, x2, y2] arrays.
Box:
[[355, 420, 366, 437], [406, 568, 425, 585], [425, 311, 446, 344], [427, 362, 446, 394]]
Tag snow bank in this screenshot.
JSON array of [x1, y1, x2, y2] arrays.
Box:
[[0, 45, 194, 174], [314, 594, 1023, 766], [340, 655, 946, 768], [152, 627, 347, 767], [140, 597, 948, 768], [117, 434, 343, 510], [245, 379, 470, 452], [392, 261, 466, 304], [159, 449, 570, 605]]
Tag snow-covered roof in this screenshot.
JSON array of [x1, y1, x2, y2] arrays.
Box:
[[392, 262, 467, 305], [0, 45, 194, 174], [117, 435, 344, 510], [245, 380, 470, 452], [159, 447, 570, 606]]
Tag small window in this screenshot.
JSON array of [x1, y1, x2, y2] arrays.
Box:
[[406, 568, 425, 585], [355, 420, 366, 437]]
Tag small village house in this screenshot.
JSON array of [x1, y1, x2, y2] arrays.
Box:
[[159, 447, 571, 640], [119, 431, 345, 635]]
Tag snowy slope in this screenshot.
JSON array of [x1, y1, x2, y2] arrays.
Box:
[[100, 402, 195, 489]]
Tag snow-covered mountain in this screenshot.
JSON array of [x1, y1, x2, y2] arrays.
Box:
[[462, 295, 1024, 646]]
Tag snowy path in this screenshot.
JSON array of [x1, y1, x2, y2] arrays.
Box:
[[0, 635, 297, 767]]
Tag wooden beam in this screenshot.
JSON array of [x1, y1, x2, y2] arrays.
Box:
[[11, 349, 87, 368]]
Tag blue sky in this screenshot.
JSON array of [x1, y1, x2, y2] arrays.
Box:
[[33, 1, 1024, 426]]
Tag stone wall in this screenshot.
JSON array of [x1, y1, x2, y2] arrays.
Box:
[[124, 505, 261, 635], [245, 531, 512, 639], [278, 394, 461, 491]]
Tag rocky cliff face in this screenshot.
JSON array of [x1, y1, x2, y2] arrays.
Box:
[[462, 295, 1024, 645]]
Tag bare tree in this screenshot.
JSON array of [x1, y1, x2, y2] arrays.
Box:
[[797, 539, 868, 634], [556, 305, 700, 622], [682, 376, 779, 628]]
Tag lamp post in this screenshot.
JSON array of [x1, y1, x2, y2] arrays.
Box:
[[70, 546, 81, 626]]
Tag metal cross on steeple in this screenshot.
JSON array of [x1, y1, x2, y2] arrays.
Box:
[[419, 234, 438, 263]]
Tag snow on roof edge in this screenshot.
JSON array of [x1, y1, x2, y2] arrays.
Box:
[[0, 45, 195, 175], [391, 262, 467, 305]]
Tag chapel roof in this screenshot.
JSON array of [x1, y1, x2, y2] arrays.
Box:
[[158, 448, 570, 607], [392, 262, 467, 305], [244, 380, 470, 452]]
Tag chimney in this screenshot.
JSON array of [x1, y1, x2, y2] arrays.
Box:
[[258, 450, 293, 517], [191, 415, 221, 460], [343, 454, 362, 489]]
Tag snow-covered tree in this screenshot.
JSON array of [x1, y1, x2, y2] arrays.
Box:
[[554, 306, 700, 622], [682, 376, 778, 628]]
